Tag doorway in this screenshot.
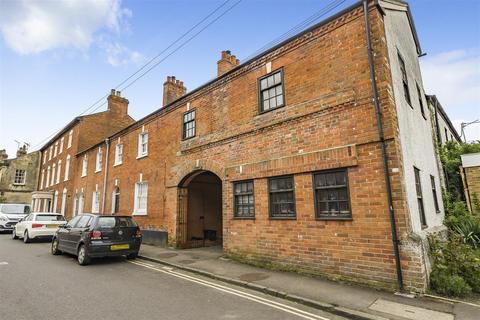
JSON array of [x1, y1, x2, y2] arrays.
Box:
[[178, 170, 222, 248]]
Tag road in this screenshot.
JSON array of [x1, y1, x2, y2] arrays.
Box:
[[0, 234, 348, 320]]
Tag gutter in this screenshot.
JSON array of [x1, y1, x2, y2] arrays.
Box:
[[101, 138, 110, 214], [363, 0, 403, 291]]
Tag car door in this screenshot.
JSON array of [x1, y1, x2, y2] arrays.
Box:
[[16, 214, 32, 235], [69, 215, 92, 253], [57, 216, 81, 253]]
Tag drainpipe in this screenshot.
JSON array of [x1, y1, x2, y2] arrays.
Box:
[[363, 0, 404, 291], [101, 138, 110, 214]]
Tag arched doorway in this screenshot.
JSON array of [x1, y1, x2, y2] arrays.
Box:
[[178, 170, 223, 248]]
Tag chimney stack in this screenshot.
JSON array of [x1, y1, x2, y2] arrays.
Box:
[[107, 89, 129, 115], [0, 149, 8, 161], [163, 76, 187, 106], [16, 145, 27, 157], [217, 50, 239, 76]]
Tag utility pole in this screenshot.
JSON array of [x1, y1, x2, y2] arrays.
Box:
[[460, 120, 480, 142]]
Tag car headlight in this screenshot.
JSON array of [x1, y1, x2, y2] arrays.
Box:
[[0, 216, 7, 222]]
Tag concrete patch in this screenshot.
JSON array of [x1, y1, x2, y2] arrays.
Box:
[[238, 273, 270, 282], [369, 299, 454, 320], [156, 253, 178, 259], [178, 259, 196, 265]]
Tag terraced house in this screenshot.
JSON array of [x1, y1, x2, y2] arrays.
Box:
[[34, 0, 449, 292]]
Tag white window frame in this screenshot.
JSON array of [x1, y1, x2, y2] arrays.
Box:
[[49, 146, 53, 160], [67, 130, 73, 149], [56, 160, 62, 184], [95, 147, 103, 172], [61, 189, 67, 215], [46, 166, 51, 187], [137, 133, 148, 158], [59, 137, 64, 154], [51, 164, 56, 185], [13, 169, 26, 185], [91, 191, 100, 213], [81, 157, 88, 177], [114, 143, 123, 166], [53, 190, 59, 213], [43, 153, 47, 164], [54, 142, 58, 157], [40, 169, 45, 190], [64, 155, 71, 181], [133, 182, 148, 215]]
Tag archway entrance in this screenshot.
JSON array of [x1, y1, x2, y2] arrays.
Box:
[[177, 170, 222, 248]]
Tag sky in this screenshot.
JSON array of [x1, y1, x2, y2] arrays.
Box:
[[0, 0, 479, 157]]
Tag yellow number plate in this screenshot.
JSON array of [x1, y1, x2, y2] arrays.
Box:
[[111, 244, 130, 251], [48, 225, 59, 228]]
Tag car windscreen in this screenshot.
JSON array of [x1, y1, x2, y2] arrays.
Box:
[[97, 217, 138, 228], [35, 215, 66, 222], [0, 204, 30, 215]]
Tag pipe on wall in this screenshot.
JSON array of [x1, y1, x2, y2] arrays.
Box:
[[362, 0, 404, 291]]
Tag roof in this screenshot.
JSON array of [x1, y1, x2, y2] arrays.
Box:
[[426, 95, 462, 141], [461, 153, 480, 168], [39, 117, 82, 152]]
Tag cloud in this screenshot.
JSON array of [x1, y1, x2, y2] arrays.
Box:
[[420, 49, 480, 141], [99, 40, 145, 67], [0, 0, 132, 55]]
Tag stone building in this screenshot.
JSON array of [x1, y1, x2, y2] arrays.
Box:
[[34, 0, 450, 292], [0, 147, 40, 205], [32, 90, 135, 213]]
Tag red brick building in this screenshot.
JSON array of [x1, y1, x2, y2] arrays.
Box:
[[34, 1, 447, 292]]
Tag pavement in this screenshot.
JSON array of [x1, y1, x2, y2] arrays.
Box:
[[0, 233, 348, 320], [139, 244, 480, 320]]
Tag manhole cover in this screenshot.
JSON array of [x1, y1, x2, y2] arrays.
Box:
[[178, 259, 196, 265], [156, 253, 178, 259], [369, 299, 454, 320], [238, 273, 270, 282]]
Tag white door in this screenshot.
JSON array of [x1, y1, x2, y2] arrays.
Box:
[[61, 190, 67, 215], [78, 195, 84, 215]]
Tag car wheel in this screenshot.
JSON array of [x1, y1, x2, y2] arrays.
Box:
[[11, 229, 18, 240], [77, 245, 90, 266], [126, 252, 138, 260], [23, 230, 30, 243], [51, 238, 61, 255]]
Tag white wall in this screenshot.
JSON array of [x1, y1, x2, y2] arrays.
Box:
[[383, 7, 445, 234]]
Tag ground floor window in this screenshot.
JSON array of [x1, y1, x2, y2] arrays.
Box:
[[414, 167, 427, 228], [314, 169, 351, 219], [233, 180, 254, 218], [92, 191, 100, 213], [134, 182, 148, 215], [268, 176, 295, 219], [112, 187, 120, 214]]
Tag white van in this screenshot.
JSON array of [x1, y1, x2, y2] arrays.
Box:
[[0, 203, 31, 232]]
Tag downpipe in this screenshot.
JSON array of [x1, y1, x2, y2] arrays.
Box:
[[101, 138, 110, 214], [363, 0, 404, 291]]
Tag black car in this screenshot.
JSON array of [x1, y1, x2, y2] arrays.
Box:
[[51, 214, 142, 265]]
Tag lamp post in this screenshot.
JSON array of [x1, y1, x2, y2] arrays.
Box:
[[460, 119, 480, 143]]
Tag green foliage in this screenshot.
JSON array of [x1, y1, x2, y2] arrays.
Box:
[[453, 217, 480, 249], [0, 196, 6, 203], [472, 193, 480, 214], [429, 234, 480, 296], [439, 141, 480, 201]]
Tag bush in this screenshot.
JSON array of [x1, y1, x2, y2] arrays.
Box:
[[428, 234, 480, 296]]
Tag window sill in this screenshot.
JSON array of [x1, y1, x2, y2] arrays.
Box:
[[113, 162, 122, 167], [269, 216, 296, 220], [94, 169, 102, 173], [132, 211, 147, 216], [316, 216, 353, 221], [436, 210, 441, 214], [13, 183, 26, 186], [258, 104, 285, 115], [81, 175, 86, 178], [181, 135, 196, 142], [232, 217, 255, 220], [136, 154, 148, 160]]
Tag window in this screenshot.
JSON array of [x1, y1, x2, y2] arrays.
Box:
[[64, 155, 70, 181], [81, 157, 87, 177], [398, 53, 411, 106], [445, 128, 449, 142], [414, 167, 427, 228], [61, 189, 67, 215], [43, 153, 47, 164], [430, 175, 440, 212], [51, 164, 56, 185], [138, 133, 148, 158], [14, 169, 26, 185], [59, 137, 64, 153], [56, 160, 61, 184], [182, 110, 196, 139], [91, 191, 100, 213], [76, 215, 92, 228], [54, 142, 58, 157], [66, 216, 81, 228], [46, 166, 51, 187], [233, 180, 254, 218], [40, 169, 45, 189], [259, 70, 285, 112], [67, 130, 73, 148], [114, 144, 123, 165], [314, 169, 351, 219], [53, 190, 58, 213], [133, 182, 148, 215], [417, 84, 426, 119], [112, 187, 120, 214], [268, 176, 295, 218], [49, 146, 53, 160], [96, 148, 102, 172]]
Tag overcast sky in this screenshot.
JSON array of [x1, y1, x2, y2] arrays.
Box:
[[0, 0, 479, 157]]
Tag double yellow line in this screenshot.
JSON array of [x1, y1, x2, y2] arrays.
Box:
[[128, 260, 332, 320]]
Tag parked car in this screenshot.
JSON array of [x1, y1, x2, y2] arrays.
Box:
[[0, 203, 31, 232], [51, 214, 142, 265], [12, 213, 66, 242]]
